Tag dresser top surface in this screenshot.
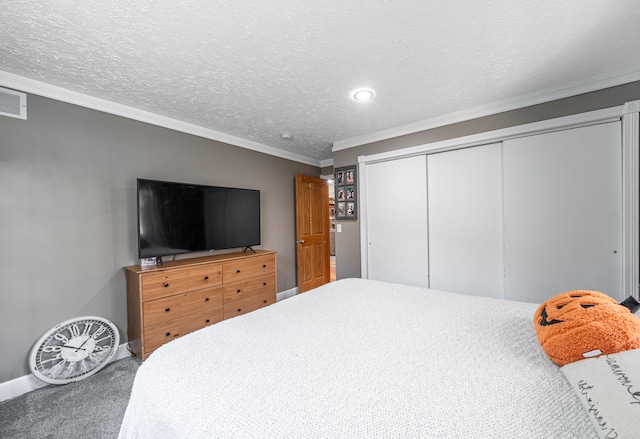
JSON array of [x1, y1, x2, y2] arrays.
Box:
[[124, 249, 276, 274]]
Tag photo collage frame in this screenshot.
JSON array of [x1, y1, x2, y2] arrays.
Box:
[[334, 165, 357, 220]]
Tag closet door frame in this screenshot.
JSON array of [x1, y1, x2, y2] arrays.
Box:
[[358, 100, 640, 298]]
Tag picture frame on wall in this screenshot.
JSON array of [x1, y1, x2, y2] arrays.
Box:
[[346, 185, 355, 199], [346, 169, 354, 184], [335, 165, 357, 220]]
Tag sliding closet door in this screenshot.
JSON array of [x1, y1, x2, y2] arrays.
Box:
[[503, 121, 623, 303], [427, 143, 504, 298], [365, 155, 429, 287]]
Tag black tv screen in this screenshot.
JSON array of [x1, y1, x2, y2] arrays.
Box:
[[137, 179, 261, 258]]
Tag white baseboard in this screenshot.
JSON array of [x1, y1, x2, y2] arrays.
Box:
[[277, 287, 297, 301], [0, 373, 48, 403], [0, 342, 132, 403]]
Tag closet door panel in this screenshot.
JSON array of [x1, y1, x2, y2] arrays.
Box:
[[366, 155, 429, 287], [427, 143, 504, 298], [503, 122, 623, 303]]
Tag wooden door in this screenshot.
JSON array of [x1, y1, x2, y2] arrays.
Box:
[[365, 156, 429, 287], [295, 175, 330, 293]]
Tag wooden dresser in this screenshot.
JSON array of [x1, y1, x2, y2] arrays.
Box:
[[124, 250, 276, 360]]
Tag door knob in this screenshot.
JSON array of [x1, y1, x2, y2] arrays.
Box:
[[296, 240, 305, 244]]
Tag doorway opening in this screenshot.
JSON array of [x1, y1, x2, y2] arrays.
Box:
[[321, 174, 336, 282]]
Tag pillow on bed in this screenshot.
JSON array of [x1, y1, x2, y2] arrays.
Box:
[[561, 348, 640, 439]]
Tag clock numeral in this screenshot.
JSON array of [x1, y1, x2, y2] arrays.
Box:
[[69, 324, 81, 337], [91, 326, 107, 339], [41, 353, 63, 364], [82, 322, 94, 335], [49, 359, 68, 374], [43, 346, 62, 353], [94, 336, 112, 344], [54, 333, 69, 343]]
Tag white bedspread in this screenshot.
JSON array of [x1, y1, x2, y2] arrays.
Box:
[[119, 278, 597, 438]]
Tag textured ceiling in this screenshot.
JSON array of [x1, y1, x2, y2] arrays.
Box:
[[2, 1, 640, 163]]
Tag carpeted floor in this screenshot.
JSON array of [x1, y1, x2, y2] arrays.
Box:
[[0, 357, 140, 439]]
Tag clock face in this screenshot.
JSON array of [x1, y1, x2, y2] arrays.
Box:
[[29, 316, 120, 385]]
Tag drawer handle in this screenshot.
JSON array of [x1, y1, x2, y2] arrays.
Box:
[[263, 264, 266, 268], [165, 332, 171, 337], [206, 319, 210, 323], [263, 300, 267, 304], [204, 276, 209, 280], [263, 282, 267, 286], [236, 289, 241, 293], [165, 308, 170, 312], [205, 297, 209, 302], [163, 283, 169, 288], [237, 308, 241, 312], [236, 269, 241, 273]]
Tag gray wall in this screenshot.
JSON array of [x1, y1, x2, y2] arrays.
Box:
[[0, 94, 319, 382], [332, 81, 640, 280]]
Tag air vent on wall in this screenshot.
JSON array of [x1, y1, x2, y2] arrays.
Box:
[[0, 86, 27, 119]]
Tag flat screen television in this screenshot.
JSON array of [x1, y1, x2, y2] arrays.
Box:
[[137, 178, 261, 259]]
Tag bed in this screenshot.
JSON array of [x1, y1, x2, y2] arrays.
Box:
[[119, 278, 600, 438]]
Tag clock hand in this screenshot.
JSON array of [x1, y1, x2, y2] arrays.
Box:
[[61, 345, 87, 351], [74, 337, 91, 353]]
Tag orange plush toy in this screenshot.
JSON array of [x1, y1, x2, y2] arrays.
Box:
[[534, 290, 640, 366]]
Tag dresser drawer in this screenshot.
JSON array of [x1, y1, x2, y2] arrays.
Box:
[[223, 290, 275, 320], [141, 264, 223, 301], [143, 286, 223, 328], [223, 254, 275, 283], [144, 307, 224, 354], [223, 273, 276, 304]]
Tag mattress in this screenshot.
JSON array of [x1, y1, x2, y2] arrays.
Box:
[[119, 278, 597, 438]]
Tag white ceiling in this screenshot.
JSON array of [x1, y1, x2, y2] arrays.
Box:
[[2, 1, 640, 165]]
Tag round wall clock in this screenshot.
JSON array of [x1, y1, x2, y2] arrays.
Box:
[[29, 316, 120, 385]]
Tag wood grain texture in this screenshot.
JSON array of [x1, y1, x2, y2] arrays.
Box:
[[124, 250, 277, 359]]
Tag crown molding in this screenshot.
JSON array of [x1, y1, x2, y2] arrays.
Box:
[[333, 65, 640, 152], [0, 71, 321, 168], [319, 158, 334, 168]]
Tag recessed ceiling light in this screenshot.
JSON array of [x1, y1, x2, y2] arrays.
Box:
[[280, 133, 294, 140], [351, 88, 376, 102]]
